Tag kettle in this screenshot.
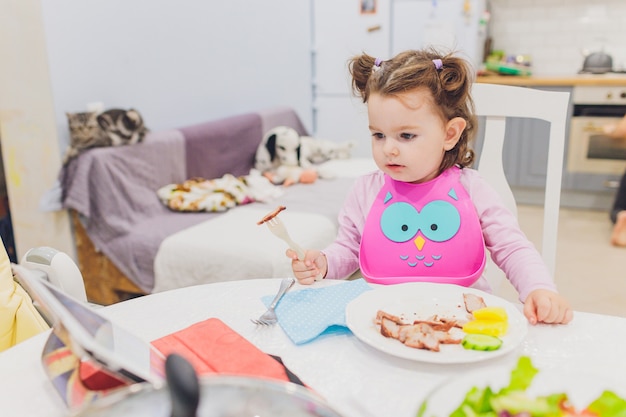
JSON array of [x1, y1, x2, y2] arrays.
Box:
[[582, 51, 613, 74]]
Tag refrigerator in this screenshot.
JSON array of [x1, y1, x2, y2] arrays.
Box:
[[312, 0, 489, 157]]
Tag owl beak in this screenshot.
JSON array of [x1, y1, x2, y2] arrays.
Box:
[[414, 235, 425, 251]]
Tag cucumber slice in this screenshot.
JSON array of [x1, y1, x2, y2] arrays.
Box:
[[462, 334, 503, 351]]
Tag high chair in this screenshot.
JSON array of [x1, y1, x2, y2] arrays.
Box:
[[0, 237, 49, 352], [0, 239, 93, 352], [471, 83, 571, 293]]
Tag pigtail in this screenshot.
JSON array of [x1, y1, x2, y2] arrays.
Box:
[[349, 53, 379, 103], [433, 55, 477, 169]]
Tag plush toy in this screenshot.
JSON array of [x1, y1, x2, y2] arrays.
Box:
[[300, 136, 356, 164], [254, 126, 355, 186], [267, 165, 318, 187]]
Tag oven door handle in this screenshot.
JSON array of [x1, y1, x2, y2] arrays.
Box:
[[581, 122, 607, 134]]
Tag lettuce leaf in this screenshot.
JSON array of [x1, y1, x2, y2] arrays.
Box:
[[435, 357, 626, 417], [587, 390, 626, 417], [501, 355, 538, 394]]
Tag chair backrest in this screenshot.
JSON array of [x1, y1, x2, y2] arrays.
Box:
[[21, 247, 88, 303], [471, 83, 570, 292]]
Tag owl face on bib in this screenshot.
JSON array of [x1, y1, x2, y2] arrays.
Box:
[[359, 169, 485, 286], [380, 188, 462, 267]]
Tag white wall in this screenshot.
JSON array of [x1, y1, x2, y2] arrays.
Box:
[[490, 0, 626, 75], [0, 0, 74, 259], [40, 0, 313, 153], [0, 0, 312, 259]]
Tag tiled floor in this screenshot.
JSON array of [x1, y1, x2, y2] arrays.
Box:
[[495, 205, 626, 318]]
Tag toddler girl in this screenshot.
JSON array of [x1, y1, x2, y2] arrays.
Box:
[[288, 49, 572, 325]]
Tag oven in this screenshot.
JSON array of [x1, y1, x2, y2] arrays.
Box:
[[567, 85, 626, 176]]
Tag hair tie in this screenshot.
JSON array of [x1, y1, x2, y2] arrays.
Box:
[[373, 57, 383, 72], [432, 59, 443, 71]]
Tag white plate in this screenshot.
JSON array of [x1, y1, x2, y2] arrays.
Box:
[[345, 282, 527, 364], [418, 364, 626, 416]]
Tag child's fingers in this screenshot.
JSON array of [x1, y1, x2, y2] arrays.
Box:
[[296, 275, 316, 285], [562, 308, 574, 324], [523, 300, 538, 325]]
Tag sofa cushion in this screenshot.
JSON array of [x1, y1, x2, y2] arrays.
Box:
[[181, 112, 262, 180]]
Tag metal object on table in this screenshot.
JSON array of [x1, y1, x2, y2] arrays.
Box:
[[251, 277, 295, 326], [76, 353, 345, 417]]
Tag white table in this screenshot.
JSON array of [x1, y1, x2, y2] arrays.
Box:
[[2, 278, 626, 417]]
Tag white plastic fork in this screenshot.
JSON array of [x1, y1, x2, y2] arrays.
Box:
[[266, 216, 306, 260], [265, 216, 323, 281], [251, 278, 295, 325]]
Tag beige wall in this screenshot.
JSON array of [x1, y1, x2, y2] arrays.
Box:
[[0, 0, 74, 259]]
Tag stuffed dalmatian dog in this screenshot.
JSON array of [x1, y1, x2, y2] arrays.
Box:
[[254, 126, 312, 174], [254, 126, 356, 186]]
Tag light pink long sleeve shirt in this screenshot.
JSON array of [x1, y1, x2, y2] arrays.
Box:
[[322, 168, 557, 302]]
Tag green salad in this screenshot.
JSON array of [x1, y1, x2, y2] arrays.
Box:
[[418, 356, 626, 417]]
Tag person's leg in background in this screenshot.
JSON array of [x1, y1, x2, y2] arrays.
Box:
[[610, 170, 626, 247], [604, 114, 626, 247]]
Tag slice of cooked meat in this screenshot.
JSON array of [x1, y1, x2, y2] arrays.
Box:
[[257, 205, 286, 225], [438, 316, 467, 328], [375, 310, 404, 325], [380, 317, 403, 339], [433, 330, 462, 344], [403, 324, 440, 351], [452, 318, 469, 328], [397, 323, 427, 343], [463, 293, 487, 313], [376, 306, 469, 352], [413, 319, 456, 332]]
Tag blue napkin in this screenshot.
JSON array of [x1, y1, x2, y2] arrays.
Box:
[[262, 279, 373, 345]]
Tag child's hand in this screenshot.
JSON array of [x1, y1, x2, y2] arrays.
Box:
[[286, 249, 327, 285], [523, 289, 573, 325]]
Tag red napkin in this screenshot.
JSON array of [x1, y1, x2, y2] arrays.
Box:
[[151, 318, 298, 384]]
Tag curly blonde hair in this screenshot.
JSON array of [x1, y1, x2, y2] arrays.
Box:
[[348, 49, 477, 172]]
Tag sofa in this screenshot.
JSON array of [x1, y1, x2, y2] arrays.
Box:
[[60, 106, 375, 305]]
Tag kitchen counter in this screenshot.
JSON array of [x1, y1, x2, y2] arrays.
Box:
[[477, 74, 626, 87]]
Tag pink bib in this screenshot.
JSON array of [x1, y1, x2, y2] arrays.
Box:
[[359, 167, 485, 286]]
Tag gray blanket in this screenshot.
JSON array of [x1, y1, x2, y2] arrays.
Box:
[[61, 107, 350, 292]]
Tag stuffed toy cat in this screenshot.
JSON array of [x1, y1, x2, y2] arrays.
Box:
[[300, 136, 356, 164], [63, 108, 148, 165]]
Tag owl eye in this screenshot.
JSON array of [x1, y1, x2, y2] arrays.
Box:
[[380, 202, 419, 242], [418, 200, 461, 242]]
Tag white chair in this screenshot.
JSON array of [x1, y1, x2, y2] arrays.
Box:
[[20, 247, 88, 303], [471, 83, 570, 292]]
